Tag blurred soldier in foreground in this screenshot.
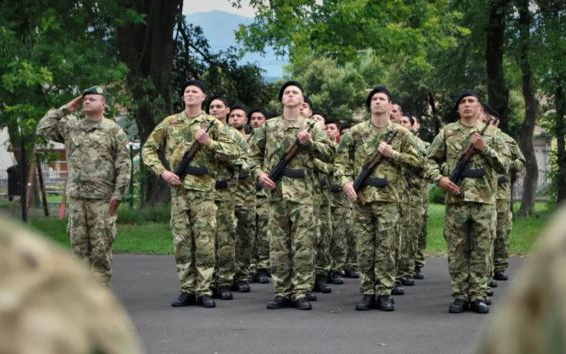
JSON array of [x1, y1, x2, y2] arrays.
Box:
[[476, 203, 566, 354], [36, 86, 131, 285], [0, 216, 143, 354]]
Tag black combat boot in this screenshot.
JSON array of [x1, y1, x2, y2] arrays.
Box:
[[314, 276, 332, 293], [171, 292, 195, 307], [266, 295, 292, 309], [294, 297, 312, 310], [236, 281, 251, 293], [402, 278, 415, 286], [448, 299, 468, 313], [219, 286, 233, 300], [257, 269, 271, 284], [413, 267, 424, 280], [469, 299, 490, 314], [484, 297, 492, 306], [345, 268, 360, 278], [306, 291, 318, 301], [197, 295, 216, 308], [376, 295, 394, 311], [493, 270, 508, 281], [329, 271, 344, 285], [488, 279, 498, 288], [391, 284, 405, 296], [486, 287, 494, 297], [355, 294, 375, 311]]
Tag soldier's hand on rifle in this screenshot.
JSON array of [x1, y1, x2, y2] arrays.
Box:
[[258, 172, 276, 190], [297, 129, 312, 145], [378, 142, 395, 158], [196, 129, 211, 146], [65, 95, 82, 112], [342, 181, 357, 201], [438, 176, 461, 195], [108, 197, 121, 216], [471, 133, 486, 151], [161, 170, 182, 186]]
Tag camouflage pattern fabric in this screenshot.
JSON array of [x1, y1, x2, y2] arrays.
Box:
[[476, 205, 566, 354], [68, 198, 117, 285], [426, 120, 508, 302], [335, 121, 423, 295], [253, 195, 271, 273], [142, 110, 240, 295], [234, 205, 256, 283], [0, 216, 143, 354], [396, 203, 415, 281], [415, 186, 429, 270], [314, 163, 333, 280], [330, 202, 350, 273], [213, 194, 236, 288]]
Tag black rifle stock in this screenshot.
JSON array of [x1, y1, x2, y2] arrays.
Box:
[[267, 122, 315, 183], [353, 130, 398, 193], [173, 120, 215, 179], [448, 119, 497, 185]]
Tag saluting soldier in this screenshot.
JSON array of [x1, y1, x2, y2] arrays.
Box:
[[142, 80, 240, 308], [335, 86, 423, 311], [36, 86, 131, 286]]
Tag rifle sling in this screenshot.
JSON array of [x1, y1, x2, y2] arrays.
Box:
[[364, 177, 389, 188], [281, 167, 309, 179], [461, 168, 485, 179], [185, 166, 209, 176]]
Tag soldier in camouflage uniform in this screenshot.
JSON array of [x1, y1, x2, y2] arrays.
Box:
[[142, 80, 240, 308], [36, 86, 131, 286], [476, 204, 566, 354], [0, 216, 143, 354], [249, 81, 334, 310], [425, 91, 508, 314], [228, 104, 256, 292], [335, 86, 423, 311]]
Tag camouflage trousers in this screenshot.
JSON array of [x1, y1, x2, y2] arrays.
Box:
[[354, 202, 399, 296], [68, 197, 116, 285], [415, 193, 429, 270], [315, 201, 332, 279], [214, 198, 236, 288], [445, 203, 495, 302], [493, 198, 512, 273], [396, 203, 415, 281], [252, 197, 271, 273], [170, 188, 216, 296], [269, 199, 315, 301], [235, 204, 256, 283], [330, 204, 351, 273]]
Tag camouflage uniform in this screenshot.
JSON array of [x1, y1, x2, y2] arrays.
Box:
[[253, 186, 271, 276], [0, 216, 143, 354], [249, 116, 334, 301], [415, 140, 431, 272], [329, 149, 352, 275], [335, 121, 422, 296], [476, 205, 566, 354], [313, 159, 333, 282], [492, 132, 525, 274], [425, 120, 508, 303], [36, 106, 131, 285], [142, 111, 240, 298]]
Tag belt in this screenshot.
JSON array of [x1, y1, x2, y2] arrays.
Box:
[[281, 168, 308, 179], [497, 176, 508, 185], [238, 173, 250, 181], [186, 166, 208, 176], [365, 177, 388, 188], [215, 180, 229, 189], [330, 184, 342, 193], [461, 168, 486, 179]]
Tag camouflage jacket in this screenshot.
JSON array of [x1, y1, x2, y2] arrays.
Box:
[[233, 130, 256, 207], [36, 106, 131, 201], [141, 110, 240, 194], [496, 132, 525, 201], [249, 115, 335, 204], [425, 120, 509, 205], [408, 135, 429, 205], [214, 122, 246, 202], [334, 121, 423, 204]]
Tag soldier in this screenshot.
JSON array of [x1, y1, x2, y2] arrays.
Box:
[[142, 80, 240, 308], [0, 215, 143, 354], [425, 90, 508, 314], [227, 104, 256, 292], [390, 104, 403, 124], [335, 86, 422, 311], [36, 86, 131, 286], [249, 81, 335, 310], [249, 108, 267, 129], [475, 204, 566, 354]]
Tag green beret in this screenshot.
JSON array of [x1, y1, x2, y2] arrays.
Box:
[[82, 86, 106, 98]]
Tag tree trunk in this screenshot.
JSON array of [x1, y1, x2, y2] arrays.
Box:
[[115, 0, 183, 205], [516, 0, 538, 217], [555, 80, 566, 203], [486, 0, 511, 131]]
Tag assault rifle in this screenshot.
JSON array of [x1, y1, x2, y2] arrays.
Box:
[[267, 121, 315, 183], [173, 120, 215, 179], [449, 118, 498, 185], [353, 130, 398, 193]]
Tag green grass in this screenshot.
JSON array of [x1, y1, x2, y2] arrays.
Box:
[[16, 202, 553, 256]]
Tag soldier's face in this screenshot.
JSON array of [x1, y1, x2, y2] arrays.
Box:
[[458, 96, 481, 119], [400, 116, 412, 129], [250, 112, 266, 128], [282, 86, 303, 108], [311, 114, 325, 129], [390, 104, 402, 123], [82, 94, 105, 116], [184, 86, 206, 107], [228, 109, 247, 129], [300, 102, 313, 117], [208, 99, 230, 121], [370, 93, 391, 115], [325, 123, 339, 141]]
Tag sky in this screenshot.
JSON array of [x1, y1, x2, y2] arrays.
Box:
[[182, 0, 256, 17]]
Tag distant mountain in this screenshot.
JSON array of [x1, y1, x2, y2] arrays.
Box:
[[187, 10, 287, 79]]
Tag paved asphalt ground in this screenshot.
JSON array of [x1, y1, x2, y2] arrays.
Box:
[[112, 255, 520, 354]]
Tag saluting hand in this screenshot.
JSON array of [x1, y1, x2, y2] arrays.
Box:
[[196, 129, 211, 146], [161, 170, 181, 186], [342, 181, 357, 201], [65, 95, 82, 112], [438, 176, 461, 195]]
